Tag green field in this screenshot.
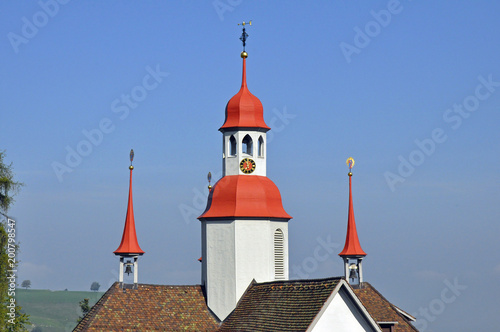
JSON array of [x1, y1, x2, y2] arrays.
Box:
[[16, 288, 104, 332]]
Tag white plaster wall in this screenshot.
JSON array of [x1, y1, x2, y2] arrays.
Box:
[[234, 220, 289, 302], [234, 220, 270, 299], [203, 221, 236, 321], [222, 130, 267, 176], [311, 288, 377, 332], [202, 219, 289, 321]]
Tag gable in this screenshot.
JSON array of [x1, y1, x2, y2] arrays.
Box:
[[309, 286, 380, 332], [219, 277, 381, 332], [219, 278, 342, 331]]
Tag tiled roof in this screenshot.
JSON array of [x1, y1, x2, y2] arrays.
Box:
[[353, 282, 418, 332], [74, 282, 219, 331], [219, 277, 342, 332], [73, 280, 417, 332]]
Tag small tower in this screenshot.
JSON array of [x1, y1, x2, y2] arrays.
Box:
[[114, 149, 145, 289], [198, 22, 292, 321], [339, 157, 367, 287], [220, 21, 269, 177]]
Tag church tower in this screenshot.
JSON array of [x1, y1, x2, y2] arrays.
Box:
[[339, 157, 367, 287], [114, 149, 145, 289], [198, 22, 292, 321]]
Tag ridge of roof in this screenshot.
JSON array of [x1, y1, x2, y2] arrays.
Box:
[[253, 276, 344, 286]]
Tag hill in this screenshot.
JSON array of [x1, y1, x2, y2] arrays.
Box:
[[16, 288, 104, 332]]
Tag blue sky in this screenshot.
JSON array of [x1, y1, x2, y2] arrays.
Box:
[[1, 1, 499, 331]]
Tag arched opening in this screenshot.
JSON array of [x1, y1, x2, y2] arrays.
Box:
[[229, 135, 236, 156], [258, 136, 264, 157], [242, 134, 253, 155], [274, 229, 285, 280]]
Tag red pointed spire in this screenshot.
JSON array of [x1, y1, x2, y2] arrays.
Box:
[[219, 54, 270, 131], [114, 150, 144, 256], [339, 161, 366, 257]]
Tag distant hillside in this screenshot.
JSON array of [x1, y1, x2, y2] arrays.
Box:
[[16, 288, 104, 332]]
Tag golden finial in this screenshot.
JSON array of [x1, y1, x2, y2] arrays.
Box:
[[207, 172, 212, 191], [129, 149, 134, 170], [346, 157, 354, 176]]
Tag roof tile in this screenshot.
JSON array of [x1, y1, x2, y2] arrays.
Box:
[[219, 277, 342, 332], [74, 283, 219, 331], [353, 282, 418, 332]]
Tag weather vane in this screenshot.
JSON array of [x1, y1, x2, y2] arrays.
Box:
[[238, 20, 252, 52], [346, 157, 354, 176], [130, 149, 134, 170]]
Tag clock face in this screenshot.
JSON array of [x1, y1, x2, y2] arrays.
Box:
[[240, 158, 256, 174]]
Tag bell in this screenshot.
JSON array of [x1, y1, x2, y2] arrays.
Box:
[[349, 268, 358, 281], [124, 261, 133, 275], [348, 263, 358, 281]]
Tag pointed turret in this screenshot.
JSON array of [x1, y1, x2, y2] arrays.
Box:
[[114, 149, 144, 288], [339, 158, 366, 287]]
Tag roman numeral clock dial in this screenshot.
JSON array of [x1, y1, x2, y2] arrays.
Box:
[[239, 158, 256, 174]]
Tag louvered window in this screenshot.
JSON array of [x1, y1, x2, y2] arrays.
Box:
[[274, 229, 285, 280]]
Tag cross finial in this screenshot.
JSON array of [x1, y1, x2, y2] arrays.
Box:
[[238, 20, 252, 52]]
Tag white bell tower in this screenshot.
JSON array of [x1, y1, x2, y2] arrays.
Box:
[[198, 23, 292, 321]]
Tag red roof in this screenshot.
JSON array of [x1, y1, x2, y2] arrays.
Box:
[[198, 175, 291, 219], [114, 168, 145, 255], [339, 173, 366, 257], [219, 57, 270, 131]]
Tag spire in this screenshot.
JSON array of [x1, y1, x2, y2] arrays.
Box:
[[339, 158, 366, 257], [114, 149, 144, 256], [219, 21, 270, 131]]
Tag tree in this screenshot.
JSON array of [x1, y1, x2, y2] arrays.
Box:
[[0, 151, 23, 213], [0, 151, 29, 331], [77, 298, 91, 323], [21, 280, 31, 290], [90, 281, 100, 292]]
